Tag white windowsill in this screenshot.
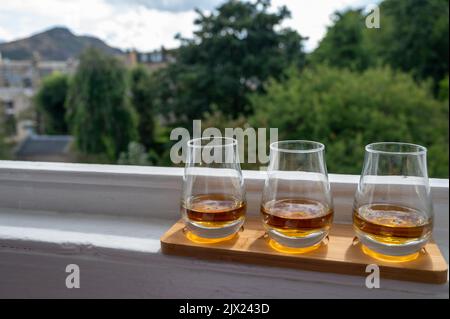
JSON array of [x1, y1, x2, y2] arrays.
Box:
[[0, 161, 448, 298]]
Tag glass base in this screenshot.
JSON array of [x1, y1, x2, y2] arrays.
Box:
[[361, 245, 420, 263], [184, 218, 244, 241], [268, 239, 322, 254], [355, 228, 429, 259], [266, 227, 328, 249], [185, 231, 237, 244]]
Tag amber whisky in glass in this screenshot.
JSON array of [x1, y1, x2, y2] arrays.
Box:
[[181, 137, 246, 242], [260, 140, 334, 252], [353, 142, 434, 259]]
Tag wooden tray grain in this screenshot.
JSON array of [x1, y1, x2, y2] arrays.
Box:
[[160, 218, 448, 284]]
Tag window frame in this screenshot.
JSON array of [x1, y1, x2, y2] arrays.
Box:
[[0, 160, 448, 298]]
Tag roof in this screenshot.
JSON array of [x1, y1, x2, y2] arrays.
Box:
[[15, 134, 73, 157]]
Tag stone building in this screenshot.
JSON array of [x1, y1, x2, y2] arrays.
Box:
[[124, 47, 175, 71], [0, 51, 77, 140]]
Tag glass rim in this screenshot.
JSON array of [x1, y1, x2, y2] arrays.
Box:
[[270, 140, 325, 154], [365, 142, 427, 155], [187, 137, 237, 149]]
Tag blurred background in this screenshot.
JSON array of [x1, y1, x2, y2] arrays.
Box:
[[0, 0, 448, 177]]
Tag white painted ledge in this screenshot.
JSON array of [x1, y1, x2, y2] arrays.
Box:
[[0, 161, 448, 298]]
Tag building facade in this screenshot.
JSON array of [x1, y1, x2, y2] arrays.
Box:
[[0, 52, 77, 160]]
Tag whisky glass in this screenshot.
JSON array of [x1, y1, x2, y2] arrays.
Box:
[[261, 140, 333, 252], [181, 137, 246, 243], [353, 142, 434, 260]]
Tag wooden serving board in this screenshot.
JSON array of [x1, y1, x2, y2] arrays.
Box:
[[160, 218, 448, 284]]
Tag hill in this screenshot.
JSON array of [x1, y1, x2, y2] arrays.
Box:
[[0, 27, 123, 61]]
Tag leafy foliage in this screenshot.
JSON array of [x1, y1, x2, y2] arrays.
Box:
[[438, 76, 449, 101], [0, 102, 11, 159], [0, 131, 9, 159], [250, 65, 449, 177], [312, 0, 449, 86], [117, 142, 151, 165], [129, 66, 156, 150], [376, 0, 449, 84], [66, 48, 137, 161], [155, 0, 306, 124], [34, 72, 69, 134], [311, 10, 372, 71]]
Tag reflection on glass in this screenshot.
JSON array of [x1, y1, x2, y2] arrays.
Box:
[[181, 137, 246, 243], [261, 140, 333, 253], [353, 142, 433, 261]]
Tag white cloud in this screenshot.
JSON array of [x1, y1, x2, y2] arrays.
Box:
[[0, 0, 115, 41], [94, 7, 198, 51], [272, 0, 381, 51], [0, 0, 198, 51], [0, 0, 381, 52], [105, 0, 223, 12]]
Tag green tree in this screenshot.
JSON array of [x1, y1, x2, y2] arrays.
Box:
[[375, 0, 449, 84], [117, 141, 151, 166], [310, 0, 449, 87], [250, 65, 449, 177], [438, 75, 449, 101], [429, 75, 450, 177], [157, 0, 306, 124], [66, 48, 137, 161], [34, 72, 69, 134], [129, 66, 156, 150], [0, 102, 11, 159], [0, 128, 8, 159], [311, 10, 372, 71]]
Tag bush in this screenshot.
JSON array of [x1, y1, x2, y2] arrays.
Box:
[[129, 66, 157, 150], [250, 65, 449, 177], [34, 72, 69, 134], [66, 48, 138, 161], [0, 101, 11, 159], [117, 142, 151, 166]]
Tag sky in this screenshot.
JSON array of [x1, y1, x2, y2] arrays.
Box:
[[0, 0, 379, 52]]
